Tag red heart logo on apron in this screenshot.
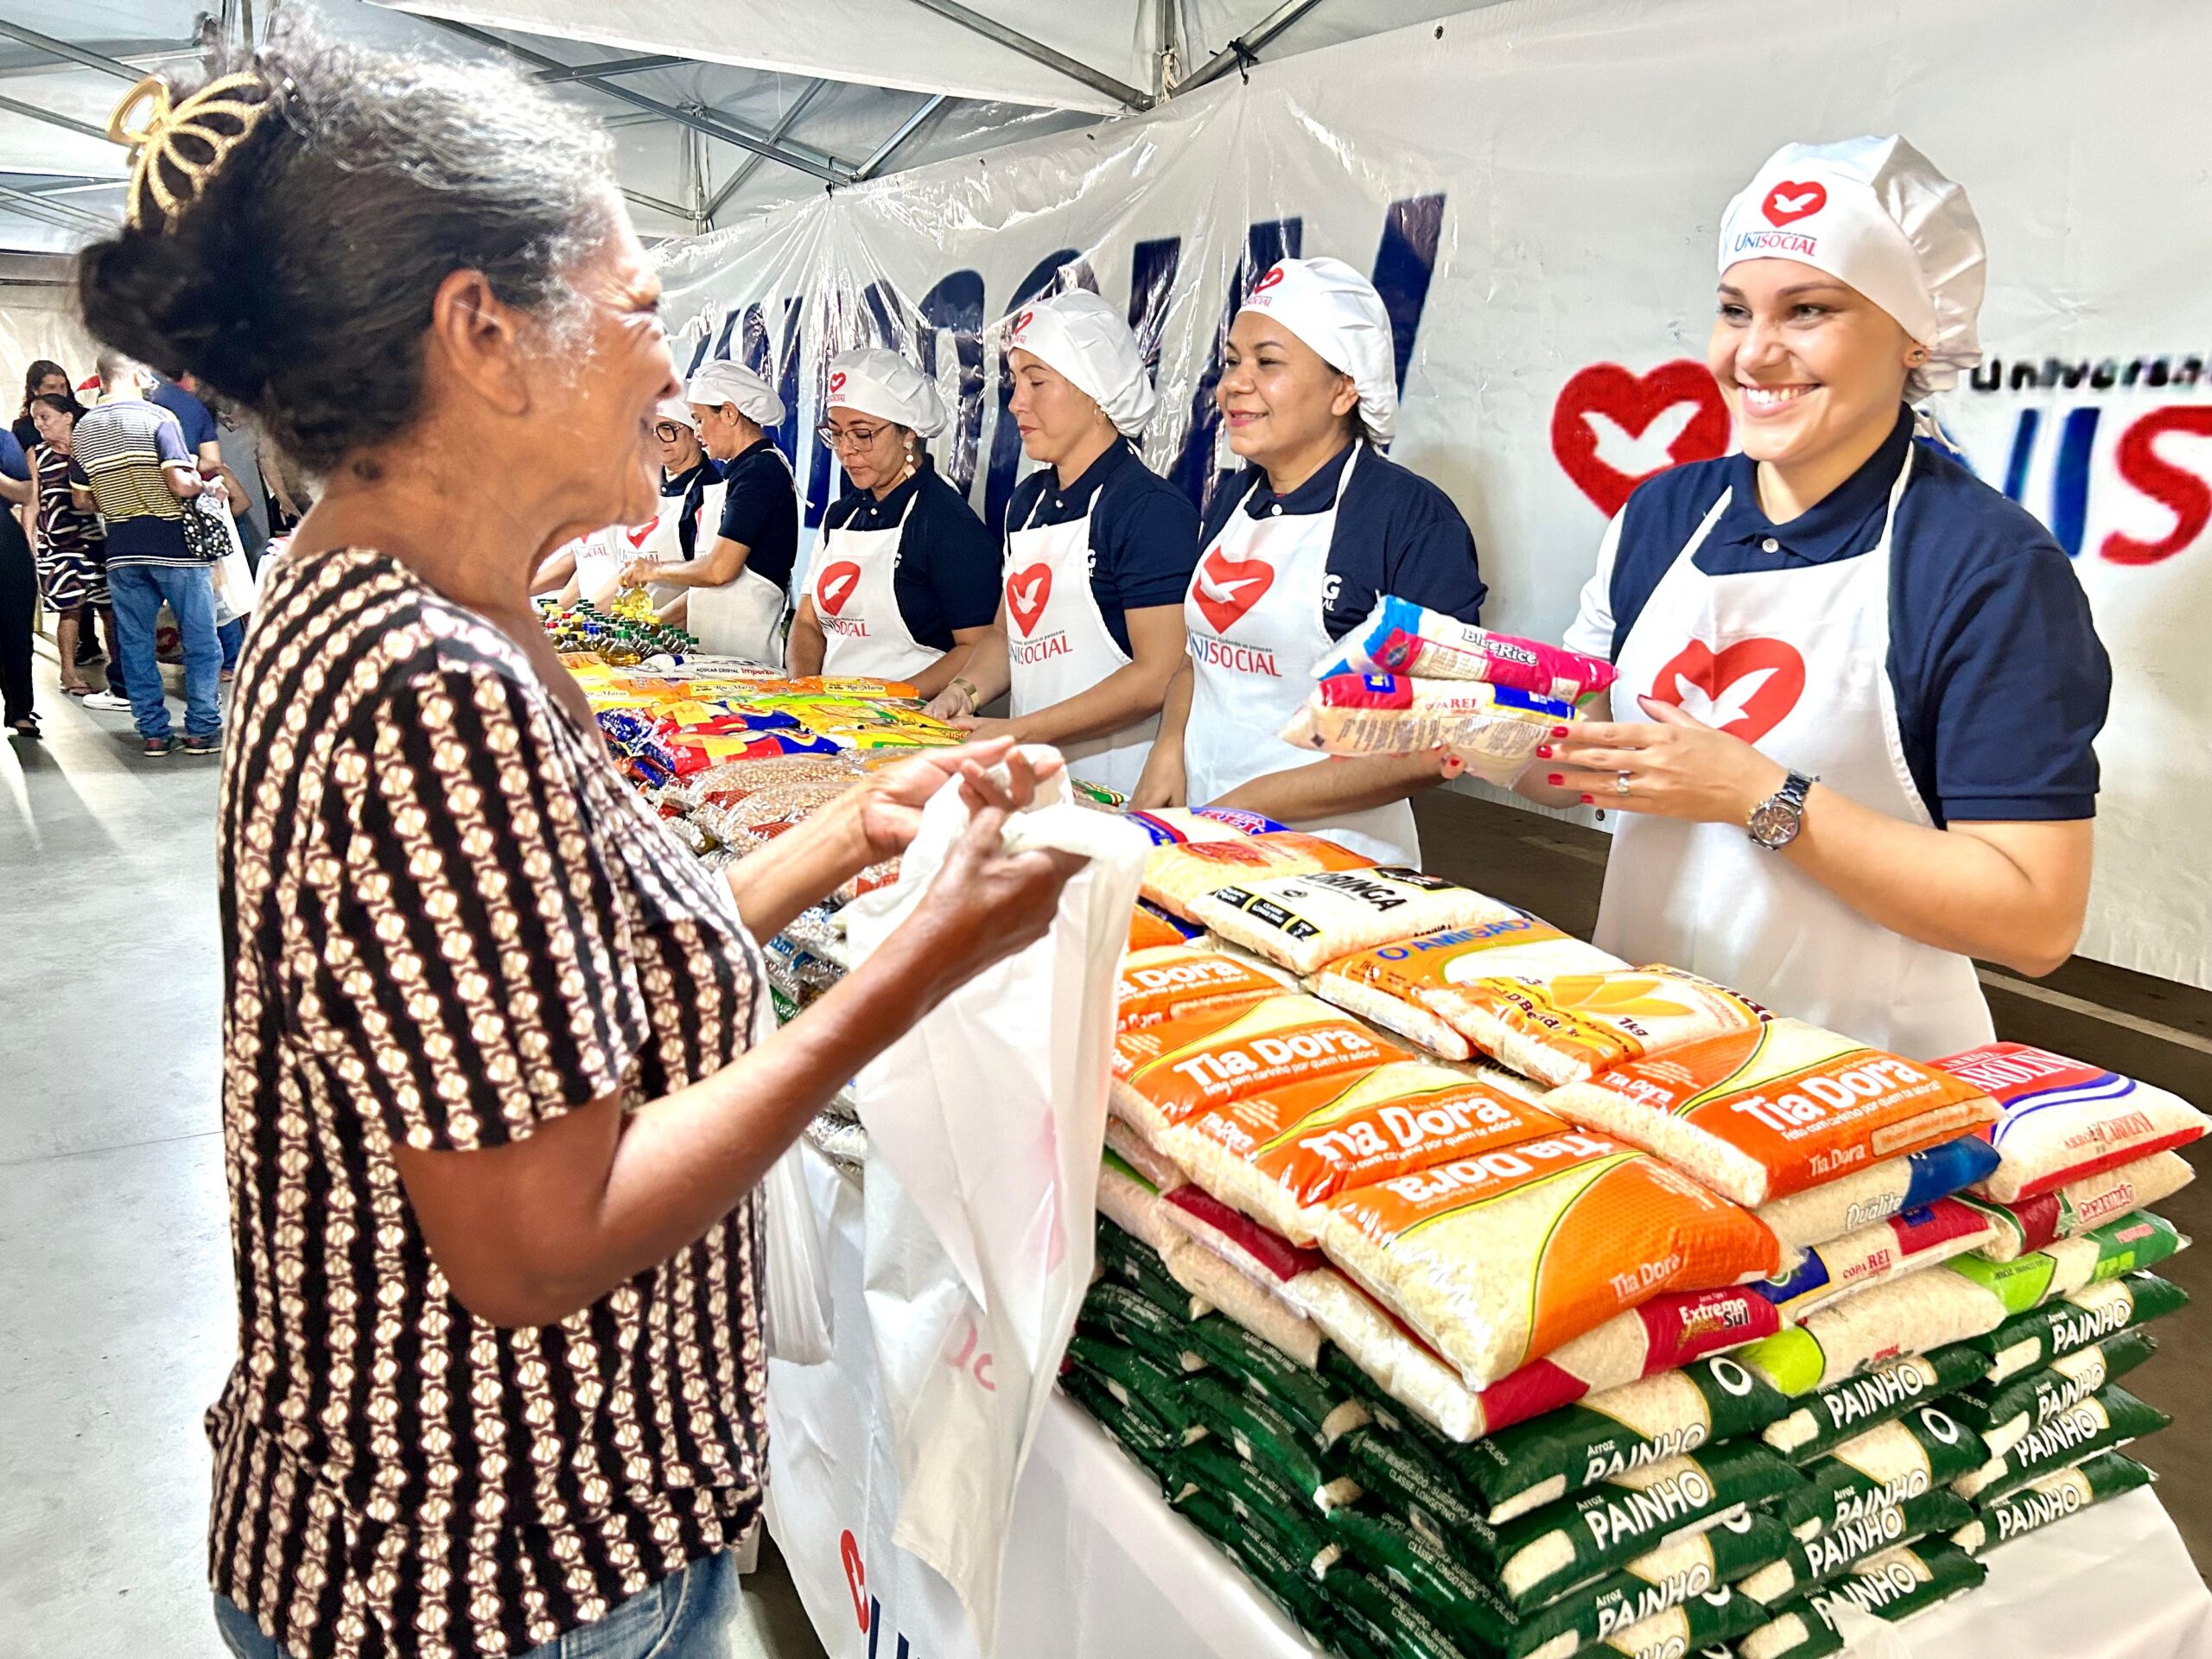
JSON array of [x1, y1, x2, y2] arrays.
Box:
[[1551, 360, 1732, 518], [817, 560, 862, 616], [1192, 545, 1275, 636], [1762, 181, 1827, 226], [1006, 563, 1053, 636], [1649, 637, 1807, 742], [625, 516, 658, 550]]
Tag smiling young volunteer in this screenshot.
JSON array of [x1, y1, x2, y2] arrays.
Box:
[[1527, 137, 2111, 1059], [924, 289, 1198, 795], [786, 347, 997, 696], [1136, 257, 1485, 865]]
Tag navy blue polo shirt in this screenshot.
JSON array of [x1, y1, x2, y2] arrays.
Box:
[[150, 379, 218, 454], [1198, 441, 1486, 638], [0, 428, 26, 483], [1570, 407, 2111, 825], [1005, 438, 1200, 653], [823, 456, 1000, 650], [660, 457, 721, 561], [715, 439, 799, 594]]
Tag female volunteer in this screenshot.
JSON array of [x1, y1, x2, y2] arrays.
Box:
[[1532, 137, 2110, 1058], [554, 396, 715, 606], [622, 358, 798, 664], [925, 289, 1198, 795], [786, 347, 998, 695], [1136, 257, 1486, 864]]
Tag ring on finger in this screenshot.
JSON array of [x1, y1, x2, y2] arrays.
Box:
[[1614, 770, 1631, 797]]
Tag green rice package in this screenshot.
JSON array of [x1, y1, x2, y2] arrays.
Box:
[[1176, 1489, 1334, 1631], [1185, 1373, 1363, 1510], [1326, 1506, 1521, 1650], [1492, 1441, 1806, 1611], [1332, 1424, 1502, 1560], [1944, 1211, 2185, 1316], [1595, 1586, 1770, 1658], [1061, 1370, 1178, 1484], [1736, 1542, 1986, 1659], [1950, 1451, 2157, 1556], [1970, 1270, 2189, 1382], [1948, 1328, 2158, 1457], [1078, 1281, 1198, 1371], [1759, 1344, 1990, 1462], [1737, 1271, 2010, 1396], [1457, 1355, 1790, 1524], [1736, 1490, 1972, 1604], [1775, 1407, 1986, 1536], [1065, 1333, 1202, 1439], [1332, 1567, 1484, 1659], [1166, 1439, 1341, 1578], [1504, 1510, 1793, 1659], [1951, 1383, 2171, 1503], [1181, 1313, 1370, 1450]]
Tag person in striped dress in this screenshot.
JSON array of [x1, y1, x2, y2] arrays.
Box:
[[28, 393, 126, 702]]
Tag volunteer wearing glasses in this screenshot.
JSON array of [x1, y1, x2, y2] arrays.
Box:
[[1529, 137, 2110, 1058], [1136, 257, 1485, 865], [925, 290, 1198, 795], [554, 397, 718, 609], [788, 348, 997, 695]]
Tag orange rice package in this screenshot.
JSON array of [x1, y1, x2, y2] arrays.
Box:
[[1141, 831, 1375, 921], [1114, 945, 1284, 1033], [1127, 905, 1193, 952], [1109, 994, 1408, 1143]]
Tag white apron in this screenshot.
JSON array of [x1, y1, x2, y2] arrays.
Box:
[[687, 472, 789, 667], [1596, 443, 1993, 1059], [810, 488, 939, 683], [1004, 486, 1158, 797], [569, 526, 630, 607], [619, 472, 724, 610], [1183, 446, 1419, 866]]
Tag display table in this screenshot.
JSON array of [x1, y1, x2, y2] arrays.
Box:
[[764, 1147, 2212, 1659]]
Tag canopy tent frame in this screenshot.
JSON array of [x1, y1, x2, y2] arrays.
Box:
[[1173, 0, 1330, 96], [897, 0, 1154, 111]]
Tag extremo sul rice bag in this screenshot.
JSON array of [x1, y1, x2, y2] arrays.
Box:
[[1961, 1149, 2196, 1262], [1113, 944, 1282, 1033], [1971, 1270, 2189, 1381], [1736, 1487, 1974, 1605], [1504, 1511, 1794, 1659], [1109, 994, 1408, 1143], [1282, 672, 1578, 783], [1753, 1198, 1997, 1322], [1548, 1019, 2000, 1207], [1948, 1328, 2158, 1458], [1318, 1129, 1781, 1389], [1738, 1272, 2011, 1395], [1774, 1407, 1987, 1537], [1949, 1450, 2156, 1557], [1935, 1041, 2210, 1203], [1754, 1136, 2002, 1255], [1760, 1344, 1991, 1461], [1141, 831, 1374, 920], [1951, 1383, 2170, 1503], [1943, 1209, 2186, 1316], [1736, 1541, 1986, 1659], [1325, 596, 1620, 702], [1185, 866, 1520, 976]]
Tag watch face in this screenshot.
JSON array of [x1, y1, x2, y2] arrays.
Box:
[[1750, 800, 1801, 848]]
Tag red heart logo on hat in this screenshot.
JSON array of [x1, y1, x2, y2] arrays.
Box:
[[1253, 264, 1287, 294], [1648, 637, 1807, 742], [625, 516, 659, 550], [1192, 546, 1275, 636], [817, 560, 862, 616], [1550, 359, 1732, 518], [1006, 563, 1052, 636], [1762, 181, 1827, 226], [829, 371, 848, 396], [1011, 308, 1033, 339]]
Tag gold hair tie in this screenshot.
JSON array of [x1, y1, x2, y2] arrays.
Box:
[[107, 71, 274, 232]]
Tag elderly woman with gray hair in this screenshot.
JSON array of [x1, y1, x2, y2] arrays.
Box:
[[77, 18, 1085, 1659]]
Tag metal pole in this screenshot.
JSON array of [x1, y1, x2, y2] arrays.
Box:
[[1173, 0, 1325, 97], [0, 90, 112, 143], [854, 92, 946, 181], [1157, 0, 1184, 97], [0, 181, 112, 232], [704, 78, 825, 223], [531, 54, 690, 84], [0, 19, 145, 80], [621, 188, 692, 222], [898, 0, 1151, 109]]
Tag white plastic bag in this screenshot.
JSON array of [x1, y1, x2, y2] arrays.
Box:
[[760, 1141, 836, 1364], [843, 747, 1147, 1651]]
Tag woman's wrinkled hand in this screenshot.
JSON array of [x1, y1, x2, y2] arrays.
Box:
[[848, 738, 1065, 867], [902, 797, 1088, 1004], [1543, 696, 1789, 824]]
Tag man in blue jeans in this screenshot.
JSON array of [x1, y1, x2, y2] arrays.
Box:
[[68, 350, 221, 756]]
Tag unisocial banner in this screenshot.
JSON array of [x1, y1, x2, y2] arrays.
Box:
[[652, 0, 2212, 991]]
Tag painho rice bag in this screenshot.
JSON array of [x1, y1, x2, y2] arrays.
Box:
[[1753, 1199, 1997, 1323], [1141, 831, 1374, 920], [1736, 1541, 1986, 1659], [1183, 1372, 1360, 1510], [1325, 594, 1620, 702], [1774, 1407, 1987, 1537], [1166, 1440, 1343, 1578], [1060, 1369, 1179, 1485], [1960, 1148, 2196, 1262], [1738, 1272, 2012, 1395], [1951, 1383, 2170, 1503], [1315, 1128, 1782, 1389], [1949, 1450, 2156, 1557], [1186, 866, 1520, 976], [1943, 1209, 2186, 1318], [1754, 1136, 2001, 1255], [1113, 944, 1282, 1033], [1760, 1344, 1992, 1462], [1504, 1511, 1793, 1659], [1736, 1487, 1973, 1605], [1283, 672, 1579, 784], [1307, 914, 1629, 1064], [1592, 1585, 1771, 1659], [1325, 1507, 1521, 1649], [1179, 1306, 1370, 1452], [1934, 1041, 2210, 1203], [1969, 1269, 2189, 1382], [1948, 1327, 2158, 1458], [1548, 1019, 1999, 1207], [1330, 1567, 1479, 1659]]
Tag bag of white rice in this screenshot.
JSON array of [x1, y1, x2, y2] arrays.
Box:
[[1548, 1020, 2000, 1207], [1774, 1407, 1987, 1537], [1951, 1383, 2170, 1503], [1102, 1119, 1185, 1195], [1318, 1130, 1782, 1389], [1969, 1269, 2189, 1382], [1944, 1210, 2186, 1317], [1325, 1505, 1520, 1651], [1096, 1149, 1188, 1261], [1754, 1135, 2001, 1255], [1114, 944, 1283, 1033], [1324, 596, 1620, 702], [1736, 1487, 1974, 1605], [1752, 1198, 1996, 1323], [1760, 1344, 1991, 1462], [1281, 671, 1578, 785], [1165, 1440, 1343, 1579], [1588, 1585, 1770, 1659], [1948, 1327, 2158, 1458], [1949, 1450, 2156, 1556], [1961, 1149, 2196, 1262], [1160, 1229, 1324, 1367], [1736, 1541, 1986, 1659], [1185, 866, 1521, 976], [1122, 806, 1277, 846], [1183, 1373, 1361, 1510], [1141, 831, 1373, 920], [1738, 1272, 2011, 1395], [1179, 1306, 1369, 1451], [1109, 993, 1408, 1142], [1503, 1512, 1793, 1659], [1934, 1041, 2210, 1204]]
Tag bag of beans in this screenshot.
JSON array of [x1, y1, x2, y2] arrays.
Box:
[[1934, 1042, 2209, 1203]]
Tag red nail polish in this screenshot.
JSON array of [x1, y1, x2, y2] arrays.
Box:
[[1553, 726, 1571, 738], [1580, 794, 1595, 805], [1547, 773, 1564, 787], [1535, 745, 1553, 760]]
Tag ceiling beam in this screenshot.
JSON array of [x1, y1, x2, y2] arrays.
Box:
[[854, 92, 945, 182], [1173, 0, 1325, 96], [531, 54, 688, 84], [898, 0, 1152, 110], [621, 187, 691, 221], [0, 37, 192, 81], [0, 19, 145, 81], [704, 78, 826, 221], [0, 180, 110, 234], [0, 90, 112, 143]]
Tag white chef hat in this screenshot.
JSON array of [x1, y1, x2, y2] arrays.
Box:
[[653, 397, 699, 433], [685, 358, 786, 426], [826, 347, 947, 437], [999, 289, 1160, 437], [1717, 136, 1986, 396], [1236, 256, 1398, 444]]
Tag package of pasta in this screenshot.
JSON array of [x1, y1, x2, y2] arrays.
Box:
[[1283, 672, 1580, 782], [1160, 1059, 1567, 1244], [1773, 1407, 1987, 1537], [1951, 1384, 2170, 1504], [1113, 944, 1283, 1033], [1736, 1542, 1986, 1659], [1944, 1209, 2186, 1317], [1306, 915, 1629, 1063], [1961, 1149, 2196, 1262], [1736, 1487, 1974, 1605], [1949, 1451, 2157, 1557], [1548, 1019, 2000, 1208], [1185, 866, 1521, 976], [1935, 1041, 2210, 1203], [1503, 1511, 1793, 1659], [1326, 595, 1621, 702], [1753, 1199, 1997, 1323], [1109, 994, 1408, 1142], [1760, 1344, 1991, 1462], [1737, 1272, 2011, 1395], [1455, 1353, 1790, 1524], [1948, 1328, 2158, 1458], [1754, 1136, 2002, 1255], [1141, 831, 1374, 920], [1970, 1270, 2189, 1382], [1317, 1129, 1782, 1389]]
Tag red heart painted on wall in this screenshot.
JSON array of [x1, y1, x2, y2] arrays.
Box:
[[1551, 359, 1732, 518]]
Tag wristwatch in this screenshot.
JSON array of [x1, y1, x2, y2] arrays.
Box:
[[1747, 771, 1816, 850]]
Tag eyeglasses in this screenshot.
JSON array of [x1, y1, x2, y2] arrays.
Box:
[[653, 422, 686, 442], [817, 422, 890, 449]]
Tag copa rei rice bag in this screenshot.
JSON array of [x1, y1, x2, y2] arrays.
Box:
[[1331, 1567, 1484, 1659], [1753, 1198, 1996, 1322], [1968, 1269, 2189, 1382], [1505, 1511, 1793, 1659], [1948, 1328, 2158, 1457], [1456, 1354, 1790, 1524], [1754, 1135, 2001, 1255], [1491, 1440, 1807, 1610], [1183, 1372, 1361, 1510], [1061, 1369, 1179, 1484], [1317, 1129, 1782, 1389], [1109, 993, 1409, 1141], [1735, 1542, 1986, 1659], [1736, 1488, 1974, 1604], [1950, 1450, 2156, 1556], [1760, 1344, 1992, 1461], [1161, 1059, 1567, 1244], [1951, 1383, 2170, 1503], [1065, 1332, 1202, 1440], [1281, 672, 1578, 783], [1934, 1041, 2210, 1203], [1113, 944, 1282, 1033], [1944, 1210, 2186, 1319], [1307, 915, 1630, 1063], [1326, 1506, 1521, 1650], [1185, 866, 1521, 976], [1324, 596, 1620, 702], [1166, 1440, 1342, 1578], [1178, 1301, 1370, 1450], [1140, 831, 1374, 919], [1961, 1149, 2196, 1262], [1548, 1020, 1999, 1207], [1775, 1407, 1986, 1537]]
